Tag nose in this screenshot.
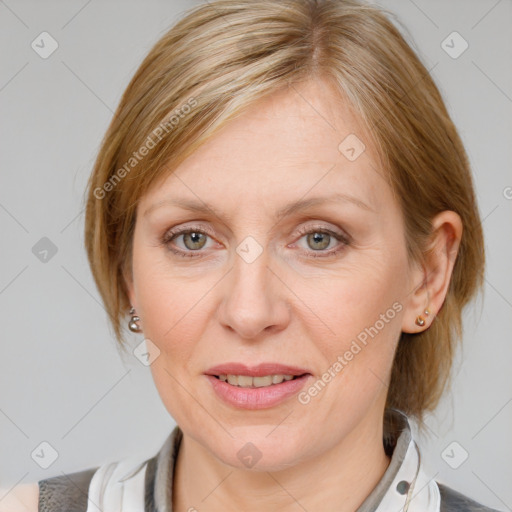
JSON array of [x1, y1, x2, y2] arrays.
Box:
[[216, 245, 291, 340]]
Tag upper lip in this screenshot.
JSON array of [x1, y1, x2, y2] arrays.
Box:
[[205, 362, 311, 377]]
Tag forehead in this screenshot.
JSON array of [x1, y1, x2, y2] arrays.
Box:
[[140, 77, 389, 214]]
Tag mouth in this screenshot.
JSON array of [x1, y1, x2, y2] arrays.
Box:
[[204, 363, 312, 409]]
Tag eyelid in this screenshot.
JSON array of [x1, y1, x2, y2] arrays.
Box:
[[162, 223, 217, 240], [293, 222, 351, 244]]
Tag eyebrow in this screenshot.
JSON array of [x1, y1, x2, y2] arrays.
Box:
[[143, 192, 375, 220]]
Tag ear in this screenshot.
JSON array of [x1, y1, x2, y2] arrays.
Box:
[[401, 210, 463, 333], [122, 262, 137, 311]]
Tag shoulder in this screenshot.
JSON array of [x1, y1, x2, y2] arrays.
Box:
[[438, 482, 503, 512], [0, 482, 39, 512], [32, 454, 156, 512], [0, 466, 99, 512], [37, 466, 99, 512]]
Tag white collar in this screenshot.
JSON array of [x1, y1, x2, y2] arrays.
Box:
[[357, 409, 441, 511]]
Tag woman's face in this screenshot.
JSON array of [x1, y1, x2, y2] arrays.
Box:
[[127, 77, 421, 470]]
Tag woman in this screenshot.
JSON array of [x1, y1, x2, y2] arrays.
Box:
[[2, 0, 500, 510]]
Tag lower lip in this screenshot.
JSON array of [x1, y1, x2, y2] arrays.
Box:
[[205, 374, 311, 410]]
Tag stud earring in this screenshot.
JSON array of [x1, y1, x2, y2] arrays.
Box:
[[424, 308, 430, 316], [128, 306, 142, 333], [415, 315, 425, 327]]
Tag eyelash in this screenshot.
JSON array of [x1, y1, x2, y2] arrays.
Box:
[[160, 224, 350, 259]]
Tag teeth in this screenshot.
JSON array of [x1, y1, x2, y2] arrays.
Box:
[[238, 375, 253, 387], [217, 374, 298, 388]]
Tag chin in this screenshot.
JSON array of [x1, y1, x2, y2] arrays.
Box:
[[206, 425, 306, 472]]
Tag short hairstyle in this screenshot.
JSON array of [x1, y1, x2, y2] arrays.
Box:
[[84, 0, 485, 430]]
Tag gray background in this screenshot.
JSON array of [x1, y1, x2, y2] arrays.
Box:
[[0, 0, 511, 509]]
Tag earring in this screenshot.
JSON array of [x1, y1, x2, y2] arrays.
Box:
[[415, 315, 425, 327], [415, 306, 431, 327], [128, 306, 142, 333]]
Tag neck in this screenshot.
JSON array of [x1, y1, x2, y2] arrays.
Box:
[[172, 411, 391, 512]]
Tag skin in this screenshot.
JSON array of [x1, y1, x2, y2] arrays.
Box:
[[124, 76, 462, 512], [0, 484, 39, 512]]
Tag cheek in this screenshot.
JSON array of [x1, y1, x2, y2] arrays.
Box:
[[134, 263, 214, 424], [131, 247, 201, 353], [136, 273, 207, 353], [302, 252, 407, 393], [311, 255, 406, 340]]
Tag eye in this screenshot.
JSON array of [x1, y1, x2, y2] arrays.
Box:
[[161, 225, 216, 257], [161, 223, 350, 259], [294, 225, 350, 258]]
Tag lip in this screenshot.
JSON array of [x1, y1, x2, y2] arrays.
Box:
[[205, 362, 311, 377], [204, 362, 312, 410], [205, 374, 312, 410]]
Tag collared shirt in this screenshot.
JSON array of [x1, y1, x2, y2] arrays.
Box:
[[38, 409, 501, 511]]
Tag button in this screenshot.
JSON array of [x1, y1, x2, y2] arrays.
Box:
[[396, 480, 410, 495]]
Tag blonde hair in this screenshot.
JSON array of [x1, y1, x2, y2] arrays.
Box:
[[84, 0, 485, 427]]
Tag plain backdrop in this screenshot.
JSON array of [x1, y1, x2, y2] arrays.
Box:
[[0, 0, 511, 509]]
